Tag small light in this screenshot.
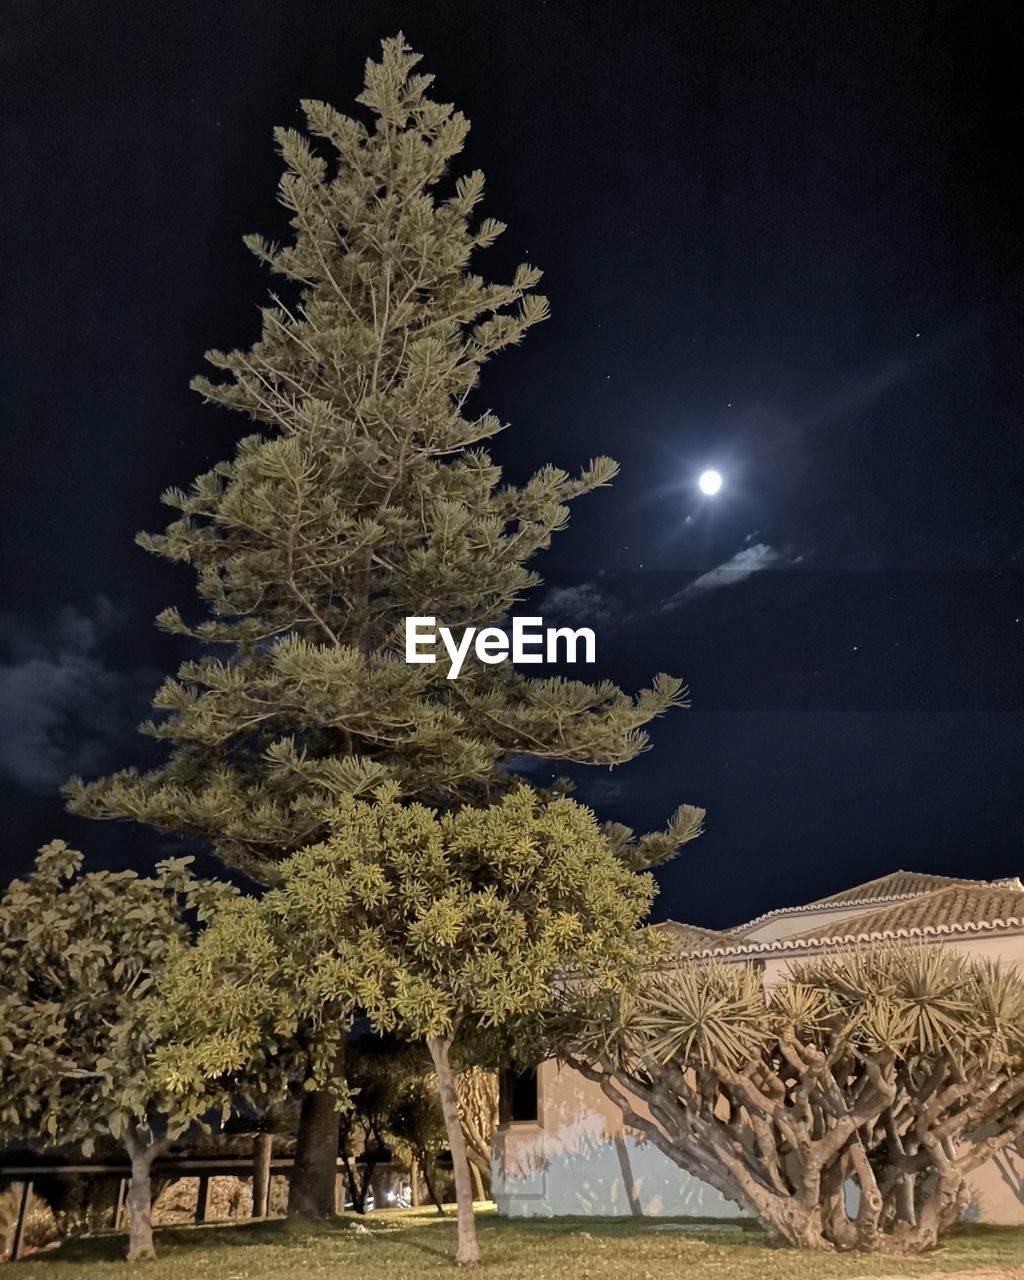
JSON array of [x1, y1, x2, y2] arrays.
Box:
[[698, 470, 722, 495]]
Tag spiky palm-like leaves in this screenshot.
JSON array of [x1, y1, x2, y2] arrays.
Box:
[[565, 946, 1024, 1254], [630, 963, 770, 1070]]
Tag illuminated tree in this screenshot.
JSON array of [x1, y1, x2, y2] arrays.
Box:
[[66, 34, 698, 1216], [154, 785, 699, 1264], [0, 843, 231, 1261]]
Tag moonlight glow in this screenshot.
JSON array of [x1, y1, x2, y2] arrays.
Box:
[[698, 469, 723, 495]]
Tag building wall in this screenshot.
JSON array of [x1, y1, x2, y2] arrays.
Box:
[[493, 933, 1024, 1223], [756, 930, 1024, 988], [492, 1059, 742, 1218]]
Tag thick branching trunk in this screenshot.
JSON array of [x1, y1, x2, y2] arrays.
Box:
[[428, 1032, 480, 1265], [567, 957, 1024, 1256], [570, 1043, 1024, 1255], [289, 1088, 341, 1218], [903, 1147, 972, 1252], [289, 1043, 345, 1218], [456, 1069, 497, 1200], [122, 1126, 160, 1262]]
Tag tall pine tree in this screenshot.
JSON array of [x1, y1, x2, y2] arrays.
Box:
[[67, 35, 701, 1216]]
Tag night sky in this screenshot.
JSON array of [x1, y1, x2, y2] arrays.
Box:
[[2, 0, 1023, 929]]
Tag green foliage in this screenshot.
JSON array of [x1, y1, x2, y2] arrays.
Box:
[[601, 804, 705, 872], [65, 34, 697, 883], [147, 892, 331, 1114], [0, 842, 233, 1154], [152, 783, 681, 1260], [787, 945, 1021, 1057], [268, 784, 665, 1041], [567, 946, 1024, 1253], [152, 785, 682, 1104], [629, 962, 770, 1070]]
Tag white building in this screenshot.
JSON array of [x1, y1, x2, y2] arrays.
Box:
[[492, 871, 1024, 1224]]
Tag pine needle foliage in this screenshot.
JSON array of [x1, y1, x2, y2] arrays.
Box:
[[65, 35, 699, 882]]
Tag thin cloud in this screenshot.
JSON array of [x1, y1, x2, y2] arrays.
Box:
[[807, 315, 982, 433], [663, 542, 795, 610], [0, 599, 159, 793], [538, 582, 620, 630]]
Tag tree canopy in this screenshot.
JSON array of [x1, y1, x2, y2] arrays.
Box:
[[153, 784, 699, 1263], [64, 31, 702, 1223], [66, 35, 694, 882], [0, 842, 232, 1259]]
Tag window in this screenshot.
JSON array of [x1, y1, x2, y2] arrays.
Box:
[[498, 1066, 539, 1123]]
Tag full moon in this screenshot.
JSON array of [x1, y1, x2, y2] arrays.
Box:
[[698, 469, 723, 495]]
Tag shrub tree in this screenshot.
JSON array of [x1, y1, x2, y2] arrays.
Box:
[[0, 843, 231, 1260], [565, 946, 1024, 1253], [154, 784, 699, 1264]]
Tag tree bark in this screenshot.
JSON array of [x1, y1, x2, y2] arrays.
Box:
[[456, 1069, 497, 1199], [428, 1032, 480, 1265], [352, 1156, 376, 1213], [420, 1153, 446, 1215], [253, 1132, 273, 1218], [909, 1168, 970, 1251], [122, 1127, 158, 1262], [288, 1088, 341, 1218]]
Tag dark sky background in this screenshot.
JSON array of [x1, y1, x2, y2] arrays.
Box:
[[2, 0, 1022, 929]]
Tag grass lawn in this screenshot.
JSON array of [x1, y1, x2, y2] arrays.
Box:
[[15, 1206, 1024, 1278]]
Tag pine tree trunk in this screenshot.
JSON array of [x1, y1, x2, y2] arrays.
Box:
[[122, 1128, 157, 1262], [428, 1033, 480, 1265], [288, 1088, 341, 1218]]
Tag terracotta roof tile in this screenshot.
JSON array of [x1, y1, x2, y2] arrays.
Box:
[[728, 872, 1024, 934], [788, 884, 1024, 942], [656, 921, 749, 954], [806, 871, 998, 907]]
